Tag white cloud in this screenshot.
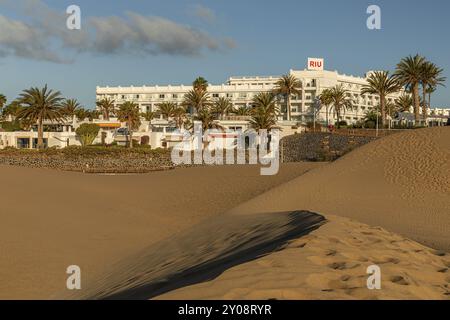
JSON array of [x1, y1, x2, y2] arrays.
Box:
[[191, 4, 217, 24], [0, 0, 234, 63]]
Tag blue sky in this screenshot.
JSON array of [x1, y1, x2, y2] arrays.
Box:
[[1, 0, 450, 108]]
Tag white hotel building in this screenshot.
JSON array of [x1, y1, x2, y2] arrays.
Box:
[[96, 58, 404, 126]]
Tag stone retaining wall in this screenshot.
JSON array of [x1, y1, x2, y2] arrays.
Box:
[[281, 132, 378, 162], [0, 150, 175, 173]]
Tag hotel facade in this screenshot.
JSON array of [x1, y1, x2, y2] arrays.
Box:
[[96, 58, 405, 125]]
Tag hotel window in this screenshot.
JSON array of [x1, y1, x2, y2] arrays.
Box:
[[212, 93, 219, 98], [136, 95, 140, 99], [121, 95, 125, 99], [159, 94, 165, 99], [226, 93, 233, 98], [173, 94, 178, 99]]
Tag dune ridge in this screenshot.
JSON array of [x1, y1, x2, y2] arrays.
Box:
[[67, 211, 326, 300]]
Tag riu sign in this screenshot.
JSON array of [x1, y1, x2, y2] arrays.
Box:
[[307, 58, 324, 71]]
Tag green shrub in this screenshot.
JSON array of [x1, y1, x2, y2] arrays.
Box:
[[75, 123, 100, 147], [0, 120, 22, 132], [306, 122, 322, 131], [365, 120, 376, 129]]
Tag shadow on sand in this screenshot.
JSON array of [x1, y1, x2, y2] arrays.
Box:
[[71, 210, 326, 300]]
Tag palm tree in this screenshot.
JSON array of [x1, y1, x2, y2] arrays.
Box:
[[0, 94, 6, 114], [141, 111, 156, 122], [157, 102, 178, 120], [182, 89, 211, 114], [192, 108, 224, 132], [328, 84, 353, 128], [394, 93, 413, 113], [394, 54, 426, 124], [193, 77, 209, 92], [2, 100, 22, 120], [117, 101, 141, 148], [74, 108, 89, 121], [419, 61, 446, 123], [361, 71, 400, 127], [319, 88, 333, 126], [212, 97, 233, 120], [250, 92, 279, 132], [61, 98, 81, 119], [17, 85, 64, 149], [173, 106, 187, 129], [425, 85, 436, 111], [273, 74, 302, 121], [234, 105, 253, 116], [96, 97, 115, 121]]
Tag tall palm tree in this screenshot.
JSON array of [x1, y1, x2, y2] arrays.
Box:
[[0, 94, 6, 114], [394, 54, 426, 124], [193, 77, 209, 92], [117, 101, 141, 149], [96, 97, 115, 121], [157, 102, 178, 120], [328, 84, 353, 128], [182, 89, 211, 114], [319, 88, 333, 126], [61, 98, 81, 119], [273, 74, 302, 121], [419, 61, 446, 123], [394, 93, 413, 113], [212, 97, 233, 120], [17, 85, 64, 149], [250, 92, 279, 132], [361, 71, 400, 127], [425, 85, 436, 111]]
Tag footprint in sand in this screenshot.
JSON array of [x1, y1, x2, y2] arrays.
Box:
[[328, 262, 347, 270], [432, 250, 447, 257], [390, 275, 410, 286]]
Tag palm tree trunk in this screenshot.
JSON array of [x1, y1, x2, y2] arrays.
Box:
[[422, 86, 428, 126], [128, 121, 133, 149], [380, 96, 386, 128], [38, 117, 44, 149], [326, 105, 329, 127], [287, 94, 291, 121], [413, 83, 420, 125], [336, 109, 341, 129]]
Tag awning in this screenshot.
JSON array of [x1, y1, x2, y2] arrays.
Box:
[[97, 123, 121, 128]]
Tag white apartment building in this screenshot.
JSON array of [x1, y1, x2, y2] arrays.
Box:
[[96, 58, 405, 126]]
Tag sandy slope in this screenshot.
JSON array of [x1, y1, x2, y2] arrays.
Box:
[[0, 163, 322, 299], [156, 127, 450, 300], [228, 127, 450, 250], [159, 215, 449, 300]]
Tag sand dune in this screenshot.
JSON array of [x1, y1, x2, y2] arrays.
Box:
[[229, 127, 450, 251], [159, 215, 449, 300], [1, 128, 449, 300], [68, 211, 326, 300], [0, 163, 322, 299]]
